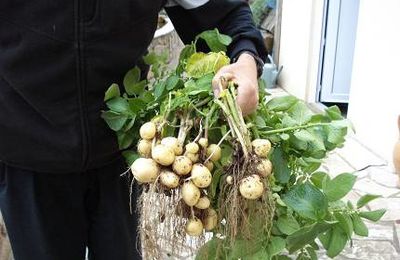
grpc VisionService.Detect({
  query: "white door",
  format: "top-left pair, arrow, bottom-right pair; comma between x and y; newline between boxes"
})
319,0 -> 360,103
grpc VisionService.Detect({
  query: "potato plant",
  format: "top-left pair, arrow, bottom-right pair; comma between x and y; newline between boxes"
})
102,29 -> 386,260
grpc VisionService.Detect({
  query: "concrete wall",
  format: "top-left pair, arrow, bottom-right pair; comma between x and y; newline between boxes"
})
278,0 -> 325,102
347,0 -> 400,162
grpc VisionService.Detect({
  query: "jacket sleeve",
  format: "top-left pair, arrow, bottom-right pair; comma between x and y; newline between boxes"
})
164,0 -> 268,62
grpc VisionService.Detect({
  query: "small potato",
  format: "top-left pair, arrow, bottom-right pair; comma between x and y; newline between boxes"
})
198,138 -> 208,148
137,139 -> 152,158
159,170 -> 180,189
185,142 -> 199,154
161,137 -> 183,155
226,175 -> 233,185
152,144 -> 175,166
172,156 -> 193,176
195,196 -> 210,209
131,158 -> 159,183
204,161 -> 214,171
206,144 -> 222,162
140,122 -> 156,140
256,159 -> 273,177
185,217 -> 203,236
184,151 -> 199,163
191,164 -> 212,188
182,181 -> 201,206
203,208 -> 218,231
252,139 -> 272,158
239,175 -> 264,200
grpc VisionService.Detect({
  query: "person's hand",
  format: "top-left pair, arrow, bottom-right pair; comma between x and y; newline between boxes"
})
212,53 -> 259,116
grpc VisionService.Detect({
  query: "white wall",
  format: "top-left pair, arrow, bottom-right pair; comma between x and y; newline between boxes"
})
278,0 -> 325,102
348,0 -> 400,162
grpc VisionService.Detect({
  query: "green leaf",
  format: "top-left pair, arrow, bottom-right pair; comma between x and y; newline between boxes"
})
101,111 -> 128,131
286,222 -> 333,253
288,102 -> 313,125
266,95 -> 299,111
357,194 -> 382,208
123,67 -> 140,93
117,131 -> 134,150
166,75 -> 181,91
276,215 -> 300,235
325,106 -> 343,120
310,171 -> 329,189
351,213 -> 368,236
209,169 -> 223,199
245,249 -> 270,260
359,209 -> 386,222
185,52 -> 230,78
283,182 -> 328,220
196,29 -> 232,52
318,229 -> 332,250
334,212 -> 353,238
143,52 -> 161,65
228,239 -> 263,259
127,80 -> 146,96
121,150 -> 139,166
322,173 -> 357,202
292,130 -> 326,158
267,236 -> 286,256
177,44 -> 196,74
106,97 -> 130,114
128,98 -> 147,114
270,146 -> 291,184
104,83 -> 120,101
326,225 -> 348,258
154,81 -> 166,99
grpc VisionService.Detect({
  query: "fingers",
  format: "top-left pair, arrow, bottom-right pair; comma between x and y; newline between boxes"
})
212,72 -> 235,97
236,80 -> 259,116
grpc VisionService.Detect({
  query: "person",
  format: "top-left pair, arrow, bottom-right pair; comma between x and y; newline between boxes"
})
0,0 -> 267,259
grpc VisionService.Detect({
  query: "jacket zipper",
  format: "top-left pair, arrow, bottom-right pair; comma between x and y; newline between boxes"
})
75,0 -> 90,170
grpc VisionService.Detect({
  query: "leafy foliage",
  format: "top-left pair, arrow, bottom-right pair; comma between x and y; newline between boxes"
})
102,29 -> 386,259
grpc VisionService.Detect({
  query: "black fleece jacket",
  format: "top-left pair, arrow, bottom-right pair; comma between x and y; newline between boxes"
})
0,0 -> 267,173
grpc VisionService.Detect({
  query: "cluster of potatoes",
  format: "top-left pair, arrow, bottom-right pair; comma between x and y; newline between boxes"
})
237,139 -> 273,200
131,121 -> 221,237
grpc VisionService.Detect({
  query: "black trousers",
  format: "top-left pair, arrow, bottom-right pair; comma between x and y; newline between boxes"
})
0,158 -> 141,260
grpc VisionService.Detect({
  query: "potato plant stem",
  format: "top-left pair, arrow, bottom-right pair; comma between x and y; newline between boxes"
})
261,122 -> 330,135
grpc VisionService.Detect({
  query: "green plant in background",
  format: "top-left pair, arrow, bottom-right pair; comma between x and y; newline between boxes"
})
102,29 -> 386,259
250,0 -> 268,25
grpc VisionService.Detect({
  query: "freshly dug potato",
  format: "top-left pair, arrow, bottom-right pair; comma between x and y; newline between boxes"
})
140,122 -> 156,140
185,217 -> 203,236
137,139 -> 152,158
161,137 -> 183,155
152,144 -> 175,166
191,164 -> 212,188
239,174 -> 264,200
185,142 -> 199,154
203,208 -> 218,231
256,159 -> 273,177
184,151 -> 199,163
198,138 -> 208,148
159,170 -> 180,189
204,161 -> 214,171
181,181 -> 201,206
131,158 -> 159,183
206,144 -> 222,162
195,196 -> 210,209
172,156 -> 193,176
252,139 -> 271,158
